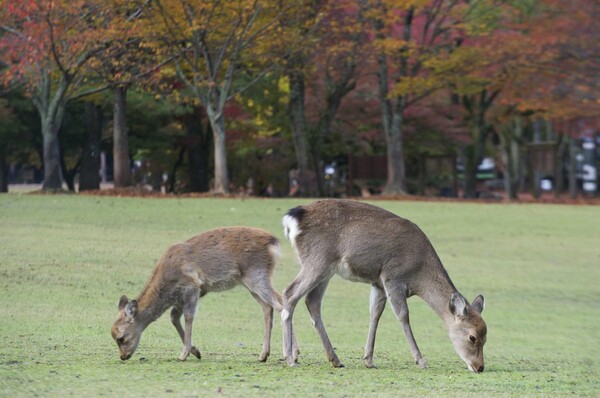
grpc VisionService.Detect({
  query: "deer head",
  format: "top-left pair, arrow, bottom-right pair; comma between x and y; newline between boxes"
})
448,293 -> 487,373
111,295 -> 142,361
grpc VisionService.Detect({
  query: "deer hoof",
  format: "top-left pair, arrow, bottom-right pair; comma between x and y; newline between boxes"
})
191,346 -> 202,360
332,359 -> 345,368
178,349 -> 190,361
364,355 -> 376,368
416,358 -> 427,369
258,352 -> 269,362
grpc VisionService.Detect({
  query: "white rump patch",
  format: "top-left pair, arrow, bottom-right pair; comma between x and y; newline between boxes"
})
281,309 -> 290,321
282,215 -> 301,246
268,241 -> 282,262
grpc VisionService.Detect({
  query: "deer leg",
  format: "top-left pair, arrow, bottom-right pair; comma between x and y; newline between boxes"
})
244,275 -> 300,363
305,279 -> 344,368
242,272 -> 300,362
265,288 -> 300,362
383,279 -> 427,369
178,290 -> 200,362
249,292 -> 273,362
364,284 -> 387,368
170,307 -> 201,360
282,268 -> 332,366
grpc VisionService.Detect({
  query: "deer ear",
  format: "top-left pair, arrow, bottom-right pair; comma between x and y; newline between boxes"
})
118,295 -> 129,310
449,293 -> 468,317
471,295 -> 485,314
125,300 -> 138,319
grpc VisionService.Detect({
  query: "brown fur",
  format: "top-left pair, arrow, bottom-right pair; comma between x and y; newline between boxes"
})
111,227 -> 297,362
281,199 -> 487,372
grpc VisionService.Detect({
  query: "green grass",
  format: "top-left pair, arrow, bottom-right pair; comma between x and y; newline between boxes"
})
1,194 -> 599,397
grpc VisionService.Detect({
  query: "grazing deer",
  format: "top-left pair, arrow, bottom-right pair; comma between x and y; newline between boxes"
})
111,227 -> 298,363
281,199 -> 487,372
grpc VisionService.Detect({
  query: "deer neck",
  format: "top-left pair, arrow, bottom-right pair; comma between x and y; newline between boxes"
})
417,271 -> 459,329
135,284 -> 171,328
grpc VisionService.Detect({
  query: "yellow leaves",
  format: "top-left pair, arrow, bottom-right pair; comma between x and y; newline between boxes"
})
380,0 -> 430,12
425,47 -> 485,74
264,105 -> 273,117
392,75 -> 439,97
375,38 -> 412,54
389,45 -> 496,98
278,76 -> 290,96
159,65 -> 178,79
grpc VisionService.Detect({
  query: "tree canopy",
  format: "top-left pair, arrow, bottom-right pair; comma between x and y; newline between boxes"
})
1,0 -> 598,198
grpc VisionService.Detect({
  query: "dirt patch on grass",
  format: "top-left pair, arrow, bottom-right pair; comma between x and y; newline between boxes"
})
73,187 -> 600,205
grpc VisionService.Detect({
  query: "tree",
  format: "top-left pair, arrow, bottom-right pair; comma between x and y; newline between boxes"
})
88,0 -> 173,189
0,98 -> 19,192
459,2 -> 539,198
79,100 -> 103,191
150,0 -> 296,194
360,0 -> 483,194
476,0 -> 600,199
303,1 -> 365,196
0,0 -> 109,191
277,1 -> 321,196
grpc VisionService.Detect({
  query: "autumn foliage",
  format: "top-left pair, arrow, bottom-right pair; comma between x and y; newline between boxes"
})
0,0 -> 598,197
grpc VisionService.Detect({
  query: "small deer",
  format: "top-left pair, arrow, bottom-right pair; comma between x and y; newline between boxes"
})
111,227 -> 298,363
281,199 -> 487,372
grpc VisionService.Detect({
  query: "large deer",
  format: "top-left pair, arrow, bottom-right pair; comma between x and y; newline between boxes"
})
281,199 -> 487,372
111,227 -> 298,363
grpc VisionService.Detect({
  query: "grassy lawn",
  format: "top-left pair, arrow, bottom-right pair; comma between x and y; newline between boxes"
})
1,194 -> 599,397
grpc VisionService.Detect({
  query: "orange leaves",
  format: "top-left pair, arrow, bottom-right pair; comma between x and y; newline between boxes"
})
491,0 -> 600,122
1,0 -> 106,80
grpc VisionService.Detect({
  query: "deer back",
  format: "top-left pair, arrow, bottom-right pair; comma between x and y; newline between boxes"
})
284,200 -> 448,291
157,227 -> 280,294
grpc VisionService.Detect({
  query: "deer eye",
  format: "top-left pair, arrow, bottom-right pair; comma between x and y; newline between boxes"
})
117,337 -> 125,345
469,335 -> 477,343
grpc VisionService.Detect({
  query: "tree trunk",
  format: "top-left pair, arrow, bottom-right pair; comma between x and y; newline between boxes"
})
500,117 -> 522,200
287,66 -> 314,196
568,136 -> 577,198
531,119 -> 543,199
464,128 -> 486,198
375,6 -> 410,196
41,117 -> 65,191
59,140 -> 78,192
79,102 -> 103,191
378,50 -> 406,195
554,135 -> 567,198
207,108 -> 229,194
113,86 -> 131,187
463,145 -> 478,198
183,108 -> 211,193
311,69 -> 357,197
384,101 -> 407,195
459,90 -> 498,198
167,146 -> 186,193
0,148 -> 7,193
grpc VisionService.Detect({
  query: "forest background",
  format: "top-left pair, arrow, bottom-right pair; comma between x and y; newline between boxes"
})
1,0 -> 599,200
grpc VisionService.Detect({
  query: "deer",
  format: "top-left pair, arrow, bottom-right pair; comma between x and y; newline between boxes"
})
281,199 -> 487,372
111,227 -> 299,363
